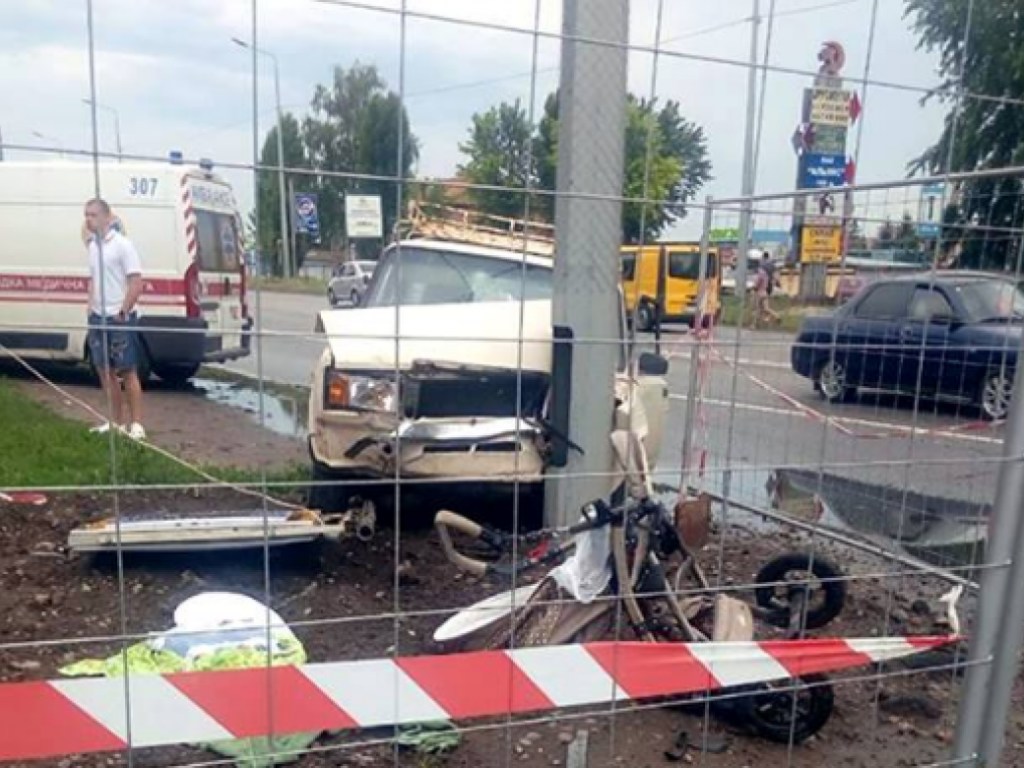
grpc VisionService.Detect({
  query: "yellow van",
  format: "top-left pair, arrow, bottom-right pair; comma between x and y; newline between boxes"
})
621,243 -> 720,331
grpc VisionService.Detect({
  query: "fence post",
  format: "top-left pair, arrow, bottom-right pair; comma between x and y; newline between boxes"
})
952,336 -> 1024,765
680,198 -> 714,491
544,0 -> 628,527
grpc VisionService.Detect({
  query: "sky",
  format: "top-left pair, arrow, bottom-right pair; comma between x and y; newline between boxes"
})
0,0 -> 951,240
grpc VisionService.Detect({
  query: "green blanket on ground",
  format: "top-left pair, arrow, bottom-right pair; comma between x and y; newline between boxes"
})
60,636 -> 317,768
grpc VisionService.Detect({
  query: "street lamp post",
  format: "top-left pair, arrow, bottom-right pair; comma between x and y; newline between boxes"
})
81,99 -> 122,160
232,37 -> 292,278
32,131 -> 65,158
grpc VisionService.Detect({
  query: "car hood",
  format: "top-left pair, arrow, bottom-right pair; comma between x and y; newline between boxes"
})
316,299 -> 553,373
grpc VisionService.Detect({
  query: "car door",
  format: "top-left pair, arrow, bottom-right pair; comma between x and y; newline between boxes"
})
898,286 -> 964,396
843,282 -> 913,389
340,263 -> 356,294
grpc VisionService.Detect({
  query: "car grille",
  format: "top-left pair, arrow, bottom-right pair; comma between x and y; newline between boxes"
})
401,367 -> 549,419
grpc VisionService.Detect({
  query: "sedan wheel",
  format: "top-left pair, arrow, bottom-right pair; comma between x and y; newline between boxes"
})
816,359 -> 852,403
980,370 -> 1013,421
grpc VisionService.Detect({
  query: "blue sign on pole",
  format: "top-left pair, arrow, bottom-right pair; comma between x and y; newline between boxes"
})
293,193 -> 320,238
918,182 -> 946,239
799,153 -> 846,189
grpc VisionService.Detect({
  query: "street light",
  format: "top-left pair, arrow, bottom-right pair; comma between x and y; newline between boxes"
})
232,36 -> 292,278
32,131 -> 65,158
81,99 -> 122,161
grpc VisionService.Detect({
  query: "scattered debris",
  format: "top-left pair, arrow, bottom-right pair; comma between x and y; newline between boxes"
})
566,730 -> 589,768
58,592 -> 314,768
395,721 -> 461,755
0,492 -> 48,506
665,730 -> 730,761
67,500 -> 376,554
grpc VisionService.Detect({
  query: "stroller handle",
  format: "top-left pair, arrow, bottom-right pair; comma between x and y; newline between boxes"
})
434,510 -> 490,577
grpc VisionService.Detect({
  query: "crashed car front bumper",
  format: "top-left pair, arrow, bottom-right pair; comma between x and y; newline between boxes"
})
309,413 -> 546,483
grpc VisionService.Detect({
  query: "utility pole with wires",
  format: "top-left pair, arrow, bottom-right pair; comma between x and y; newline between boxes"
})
733,0 -> 761,311
544,0 -> 629,527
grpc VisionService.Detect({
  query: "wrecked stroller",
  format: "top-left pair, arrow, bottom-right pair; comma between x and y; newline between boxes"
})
433,430 -> 847,744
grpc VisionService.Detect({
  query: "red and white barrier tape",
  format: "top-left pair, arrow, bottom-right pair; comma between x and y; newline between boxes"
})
0,636 -> 955,761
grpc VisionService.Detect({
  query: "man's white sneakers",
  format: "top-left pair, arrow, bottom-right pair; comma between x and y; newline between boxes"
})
89,422 -> 147,441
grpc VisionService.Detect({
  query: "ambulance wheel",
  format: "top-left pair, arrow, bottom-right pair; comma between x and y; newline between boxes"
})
154,363 -> 200,387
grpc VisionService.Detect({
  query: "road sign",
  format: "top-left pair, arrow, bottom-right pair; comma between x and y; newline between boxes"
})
292,193 -> 320,237
811,124 -> 848,155
345,194 -> 383,239
709,227 -> 739,243
801,225 -> 843,263
799,153 -> 847,189
808,88 -> 852,126
918,182 -> 946,239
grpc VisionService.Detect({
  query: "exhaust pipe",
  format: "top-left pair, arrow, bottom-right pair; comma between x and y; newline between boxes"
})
342,497 -> 376,541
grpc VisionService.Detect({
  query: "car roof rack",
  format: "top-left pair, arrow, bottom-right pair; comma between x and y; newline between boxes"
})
398,200 -> 555,256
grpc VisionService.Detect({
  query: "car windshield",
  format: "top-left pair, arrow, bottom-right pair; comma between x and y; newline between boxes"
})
956,280 -> 1024,321
362,245 -> 553,307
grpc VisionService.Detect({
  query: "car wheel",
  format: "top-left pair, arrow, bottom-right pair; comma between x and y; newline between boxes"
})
350,289 -> 360,306
815,358 -> 854,403
637,302 -> 655,332
327,288 -> 336,306
979,369 -> 1013,421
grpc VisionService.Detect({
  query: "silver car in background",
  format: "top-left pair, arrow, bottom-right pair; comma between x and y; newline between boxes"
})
328,260 -> 377,306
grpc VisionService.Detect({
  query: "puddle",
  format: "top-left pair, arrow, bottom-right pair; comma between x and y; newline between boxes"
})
191,378 -> 306,438
655,461 -> 988,569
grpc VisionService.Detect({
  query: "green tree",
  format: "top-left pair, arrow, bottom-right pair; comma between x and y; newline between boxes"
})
257,113 -> 306,275
905,0 -> 1024,269
458,100 -> 534,219
301,62 -> 418,251
877,217 -> 897,246
460,92 -> 711,243
896,211 -> 921,251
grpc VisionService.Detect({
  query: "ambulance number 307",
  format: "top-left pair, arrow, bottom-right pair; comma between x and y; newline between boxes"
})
128,177 -> 159,197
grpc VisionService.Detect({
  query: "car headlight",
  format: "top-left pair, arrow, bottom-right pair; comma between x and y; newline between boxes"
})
325,371 -> 397,412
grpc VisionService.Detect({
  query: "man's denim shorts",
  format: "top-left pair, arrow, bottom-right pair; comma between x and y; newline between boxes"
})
87,312 -> 139,373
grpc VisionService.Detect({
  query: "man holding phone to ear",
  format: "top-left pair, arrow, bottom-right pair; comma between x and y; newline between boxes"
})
84,197 -> 146,440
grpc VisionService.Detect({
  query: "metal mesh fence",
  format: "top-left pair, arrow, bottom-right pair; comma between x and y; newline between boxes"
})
1,0 -> 1024,766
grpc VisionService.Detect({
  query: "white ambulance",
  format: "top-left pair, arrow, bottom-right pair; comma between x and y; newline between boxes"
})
0,158 -> 251,384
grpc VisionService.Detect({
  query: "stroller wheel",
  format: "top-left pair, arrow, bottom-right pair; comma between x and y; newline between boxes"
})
732,674 -> 834,744
754,553 -> 846,630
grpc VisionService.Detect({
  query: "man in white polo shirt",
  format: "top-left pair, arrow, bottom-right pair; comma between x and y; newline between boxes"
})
84,198 -> 146,440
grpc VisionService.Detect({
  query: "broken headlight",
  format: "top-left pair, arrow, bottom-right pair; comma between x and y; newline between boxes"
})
325,371 -> 397,412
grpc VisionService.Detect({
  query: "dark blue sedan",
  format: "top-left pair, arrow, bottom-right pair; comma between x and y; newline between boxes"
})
791,273 -> 1023,420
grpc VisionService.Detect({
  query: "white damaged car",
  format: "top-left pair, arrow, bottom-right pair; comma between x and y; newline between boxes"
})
308,238 -> 668,523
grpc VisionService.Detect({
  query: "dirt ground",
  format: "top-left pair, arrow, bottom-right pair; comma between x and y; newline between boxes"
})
3,366 -> 1024,767
2,485 -> 1022,768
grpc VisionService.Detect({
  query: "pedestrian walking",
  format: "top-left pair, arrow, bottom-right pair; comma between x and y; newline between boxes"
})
84,198 -> 146,440
751,252 -> 780,329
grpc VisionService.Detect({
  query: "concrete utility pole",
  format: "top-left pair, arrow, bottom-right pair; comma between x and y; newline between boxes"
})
544,0 -> 629,527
